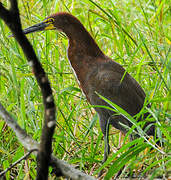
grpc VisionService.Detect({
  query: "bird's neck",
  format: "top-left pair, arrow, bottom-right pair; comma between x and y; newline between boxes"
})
64,23 -> 104,89
66,24 -> 104,58
67,37 -> 96,86
67,26 -> 104,72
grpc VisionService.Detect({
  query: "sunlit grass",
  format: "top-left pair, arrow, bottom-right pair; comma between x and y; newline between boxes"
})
0,0 -> 170,179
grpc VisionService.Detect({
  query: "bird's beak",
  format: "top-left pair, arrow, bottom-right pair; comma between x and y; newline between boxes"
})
22,17 -> 55,35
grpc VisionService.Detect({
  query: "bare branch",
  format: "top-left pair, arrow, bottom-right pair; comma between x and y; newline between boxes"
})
9,0 -> 18,12
0,2 -> 10,22
0,103 -> 96,180
0,1 -> 56,179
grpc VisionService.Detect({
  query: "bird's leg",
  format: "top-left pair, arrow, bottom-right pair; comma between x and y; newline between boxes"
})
118,131 -> 122,149
102,132 -> 110,163
98,118 -> 110,178
98,136 -> 110,178
102,116 -> 110,163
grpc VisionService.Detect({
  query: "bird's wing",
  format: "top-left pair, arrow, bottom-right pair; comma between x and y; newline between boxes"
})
87,61 -> 146,116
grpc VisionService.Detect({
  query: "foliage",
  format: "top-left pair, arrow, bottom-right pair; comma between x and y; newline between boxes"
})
0,0 -> 170,179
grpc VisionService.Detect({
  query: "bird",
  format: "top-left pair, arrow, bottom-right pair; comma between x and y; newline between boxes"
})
22,12 -> 156,173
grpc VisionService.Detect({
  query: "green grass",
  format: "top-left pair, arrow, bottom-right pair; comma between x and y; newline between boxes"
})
0,0 -> 170,179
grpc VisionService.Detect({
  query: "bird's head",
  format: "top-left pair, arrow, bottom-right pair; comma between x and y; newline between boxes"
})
22,12 -> 103,56
23,12 -> 83,36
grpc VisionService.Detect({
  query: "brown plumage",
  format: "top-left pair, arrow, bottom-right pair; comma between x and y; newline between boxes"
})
23,12 -> 156,166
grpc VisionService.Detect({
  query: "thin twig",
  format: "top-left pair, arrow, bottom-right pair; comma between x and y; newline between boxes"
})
0,1 -> 56,179
0,149 -> 38,177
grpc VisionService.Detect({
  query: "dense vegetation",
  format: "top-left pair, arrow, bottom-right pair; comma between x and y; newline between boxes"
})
0,0 -> 170,179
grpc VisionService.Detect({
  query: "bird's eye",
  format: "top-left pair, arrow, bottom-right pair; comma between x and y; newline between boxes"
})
44,18 -> 54,24
48,18 -> 54,23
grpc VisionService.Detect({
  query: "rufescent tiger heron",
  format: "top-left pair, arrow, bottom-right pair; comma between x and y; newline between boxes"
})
22,12 -> 156,171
